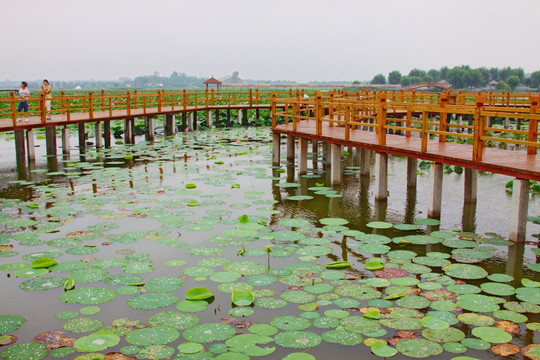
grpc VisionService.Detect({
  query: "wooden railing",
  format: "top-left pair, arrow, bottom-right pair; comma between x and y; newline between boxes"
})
272,92 -> 540,161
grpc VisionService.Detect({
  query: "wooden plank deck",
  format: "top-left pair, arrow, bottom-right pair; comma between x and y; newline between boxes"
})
273,120 -> 540,181
0,104 -> 275,132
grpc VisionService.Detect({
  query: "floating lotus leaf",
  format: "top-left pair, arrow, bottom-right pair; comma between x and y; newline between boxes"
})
456,294 -> 500,312
493,309 -> 528,323
394,224 -> 420,231
395,338 -> 443,358
442,342 -> 467,354
371,343 -> 398,357
366,221 -> 393,229
480,282 -> 515,296
19,277 -> 65,291
31,257 -> 57,269
232,290 -> 254,306
358,243 -> 391,254
225,334 -> 275,356
522,278 -> 540,288
125,326 -> 180,346
177,342 -> 204,354
320,329 -> 363,345
60,287 -> 116,305
516,287 -> 540,304
0,342 -> 48,360
390,277 -> 419,286
457,313 -> 495,326
504,301 -> 540,313
49,347 -> 75,358
281,353 -> 316,360
176,300 -> 208,313
335,283 -> 381,300
186,287 -> 215,300
128,293 -> 179,310
379,318 -> 423,330
442,264 -> 488,280
246,274 -> 277,286
122,262 -> 154,274
218,283 -> 253,294
304,283 -> 333,294
143,277 -> 184,293
0,315 -> 25,335
280,219 -> 312,227
280,291 -> 316,304
183,266 -> 215,278
319,218 -> 349,226
422,327 -> 465,343
395,295 -> 430,309
413,256 -> 451,267
340,316 -> 381,334
447,284 -> 481,295
274,331 -> 322,349
63,317 -> 104,333
522,344 -> 540,360
254,297 -> 288,309
183,323 -> 236,343
74,331 -> 120,352
224,261 -> 268,276
271,316 -> 311,331
148,312 -> 199,330
365,261 -> 384,271
210,272 -> 241,283
248,324 -> 278,337
461,337 -> 491,350
471,327 -> 512,343
421,316 -> 449,330
67,268 -> 108,283
13,268 -> 49,278
426,311 -> 458,326
415,218 -> 440,226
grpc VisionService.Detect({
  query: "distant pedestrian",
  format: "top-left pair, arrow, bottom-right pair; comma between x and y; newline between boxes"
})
41,79 -> 52,120
17,81 -> 30,122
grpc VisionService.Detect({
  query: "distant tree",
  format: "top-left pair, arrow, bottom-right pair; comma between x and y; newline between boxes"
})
529,71 -> 540,88
409,76 -> 422,84
477,67 -> 491,85
467,70 -> 483,88
371,74 -> 387,84
440,66 -> 449,80
388,71 -> 402,84
409,68 -> 426,78
506,75 -> 520,90
352,80 -> 360,84
499,67 -> 511,82
496,80 -> 511,92
423,75 -> 434,83
447,67 -> 466,88
400,76 -> 412,86
489,67 -> 500,81
427,69 -> 441,82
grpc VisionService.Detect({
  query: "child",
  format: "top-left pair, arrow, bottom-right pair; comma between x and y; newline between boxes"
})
41,79 -> 52,120
17,81 -> 30,122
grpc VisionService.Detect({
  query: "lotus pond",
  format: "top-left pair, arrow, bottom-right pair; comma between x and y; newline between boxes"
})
0,127 -> 539,360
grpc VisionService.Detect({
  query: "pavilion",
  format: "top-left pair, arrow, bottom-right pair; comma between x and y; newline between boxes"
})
203,76 -> 222,91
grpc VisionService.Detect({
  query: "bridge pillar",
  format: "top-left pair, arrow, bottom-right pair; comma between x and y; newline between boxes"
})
46,126 -> 57,156
298,138 -> 308,175
331,143 -> 342,185
145,116 -> 154,142
61,126 -> 70,155
26,129 -> 35,161
14,130 -> 26,165
165,114 -> 175,135
123,120 -> 131,144
312,140 -> 319,168
272,133 -> 281,166
215,110 -> 220,125
103,121 -> 111,148
428,162 -> 443,218
255,108 -> 260,120
78,123 -> 86,150
286,135 -> 295,163
237,110 -> 242,125
487,116 -> 493,127
456,115 -> 462,133
509,179 -> 529,243
206,111 -> 212,129
242,109 -> 248,125
374,153 -> 388,200
227,109 -> 231,122
360,149 -> 371,176
188,112 -> 194,131
463,168 -> 477,203
504,117 -> 509,129
181,113 -> 187,129
95,122 -> 103,148
407,157 -> 417,188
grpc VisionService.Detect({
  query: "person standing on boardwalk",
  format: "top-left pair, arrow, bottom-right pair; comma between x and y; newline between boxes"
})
41,79 -> 52,120
17,81 -> 30,122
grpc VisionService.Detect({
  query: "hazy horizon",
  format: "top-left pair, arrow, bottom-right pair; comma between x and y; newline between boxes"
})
2,0 -> 539,83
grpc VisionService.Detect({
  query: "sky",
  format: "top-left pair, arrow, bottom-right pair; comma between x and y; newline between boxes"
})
1,0 -> 539,83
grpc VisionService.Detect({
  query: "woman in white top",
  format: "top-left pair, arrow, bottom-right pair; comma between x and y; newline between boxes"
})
17,81 -> 30,122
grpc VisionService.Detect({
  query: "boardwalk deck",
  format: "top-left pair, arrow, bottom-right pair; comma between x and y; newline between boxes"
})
273,120 -> 540,181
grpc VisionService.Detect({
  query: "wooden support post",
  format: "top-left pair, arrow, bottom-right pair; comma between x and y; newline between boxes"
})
331,143 -> 342,185
206,111 -> 212,129
165,114 -> 175,135
192,112 -> 197,130
145,116 -> 154,142
286,135 -> 295,163
103,121 -> 111,148
463,168 -> 477,204
509,179 -> 529,243
227,109 -> 231,122
46,126 -> 57,156
406,157 -> 417,188
255,108 -> 260,119
360,148 -> 370,175
130,119 -> 136,143
456,115 -> 462,133
26,129 -> 35,161
14,130 -> 26,164
325,142 -> 332,168
242,109 -> 248,125
61,126 -> 70,155
188,112 -> 194,131
427,162 -> 443,218
123,119 -> 131,144
272,133 -> 281,166
215,110 -> 219,126
237,110 -> 242,124
298,138 -> 308,175
181,113 -> 187,129
312,140 -> 319,168
95,122 -> 103,148
374,153 -> 388,200
78,123 -> 86,150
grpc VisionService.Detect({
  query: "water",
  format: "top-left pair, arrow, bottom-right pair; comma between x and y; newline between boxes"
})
0,126 -> 538,359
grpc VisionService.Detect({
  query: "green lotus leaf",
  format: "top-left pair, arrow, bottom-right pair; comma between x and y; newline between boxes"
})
225,334 -> 275,356
274,331 -> 322,349
371,343 -> 398,357
60,287 -> 116,305
186,287 -> 215,300
63,317 -> 104,333
125,326 -> 180,346
31,257 -> 58,269
395,338 -> 443,358
128,293 -> 179,310
232,290 -> 254,306
183,323 -> 236,343
177,342 -> 204,354
325,261 -> 350,269
471,326 -> 512,343
442,264 -> 488,280
148,311 -> 199,329
74,331 -> 120,352
421,316 -> 449,330
0,315 -> 25,335
365,261 -> 384,271
0,342 -> 48,360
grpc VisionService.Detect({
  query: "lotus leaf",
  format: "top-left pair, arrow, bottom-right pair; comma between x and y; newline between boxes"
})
471,327 -> 512,343
127,293 -> 179,310
125,326 -> 180,346
74,331 -> 120,352
395,338 -> 443,358
183,323 -> 236,343
225,334 -> 275,356
60,287 -> 116,305
0,342 -> 48,360
232,290 -> 254,306
274,331 -> 322,349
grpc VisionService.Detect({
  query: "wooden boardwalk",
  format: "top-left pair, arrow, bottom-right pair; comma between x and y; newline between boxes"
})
273,120 -> 540,181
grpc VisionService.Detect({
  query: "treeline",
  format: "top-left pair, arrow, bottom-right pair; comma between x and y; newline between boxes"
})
369,66 -> 540,90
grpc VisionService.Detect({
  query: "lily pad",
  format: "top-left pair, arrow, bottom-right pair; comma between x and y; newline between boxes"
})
274,331 -> 322,349
186,287 -> 215,300
125,326 -> 180,346
471,327 -> 512,343
74,331 -> 121,352
183,323 -> 236,343
395,338 -> 443,358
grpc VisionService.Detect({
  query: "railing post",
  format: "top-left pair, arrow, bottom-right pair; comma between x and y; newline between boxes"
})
205,89 -> 208,108
376,93 -> 387,145
88,91 -> 94,119
255,88 -> 259,105
133,89 -> 138,109
271,92 -> 277,127
316,94 -> 322,136
108,97 -> 112,118
439,93 -> 448,142
249,89 -> 253,108
421,111 -> 428,152
126,90 -> 131,116
60,91 -> 66,115
293,102 -> 299,132
40,92 -> 46,123
472,96 -> 485,161
157,90 -> 162,112
9,92 -> 16,127
183,89 -> 187,111
527,96 -> 539,155
101,90 -> 105,111
210,89 -> 214,106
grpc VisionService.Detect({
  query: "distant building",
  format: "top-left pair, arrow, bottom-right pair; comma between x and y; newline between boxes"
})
221,71 -> 243,84
74,85 -> 82,90
203,76 -> 222,91
488,80 -> 498,89
153,71 -> 160,77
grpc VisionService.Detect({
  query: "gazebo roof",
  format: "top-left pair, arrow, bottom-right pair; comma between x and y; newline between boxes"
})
203,76 -> 222,85
489,80 -> 498,85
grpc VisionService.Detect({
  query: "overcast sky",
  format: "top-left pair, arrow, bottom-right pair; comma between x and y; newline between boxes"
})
2,0 -> 539,82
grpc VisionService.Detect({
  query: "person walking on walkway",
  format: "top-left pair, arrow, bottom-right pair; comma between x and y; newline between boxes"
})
17,81 -> 30,122
41,79 -> 52,120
